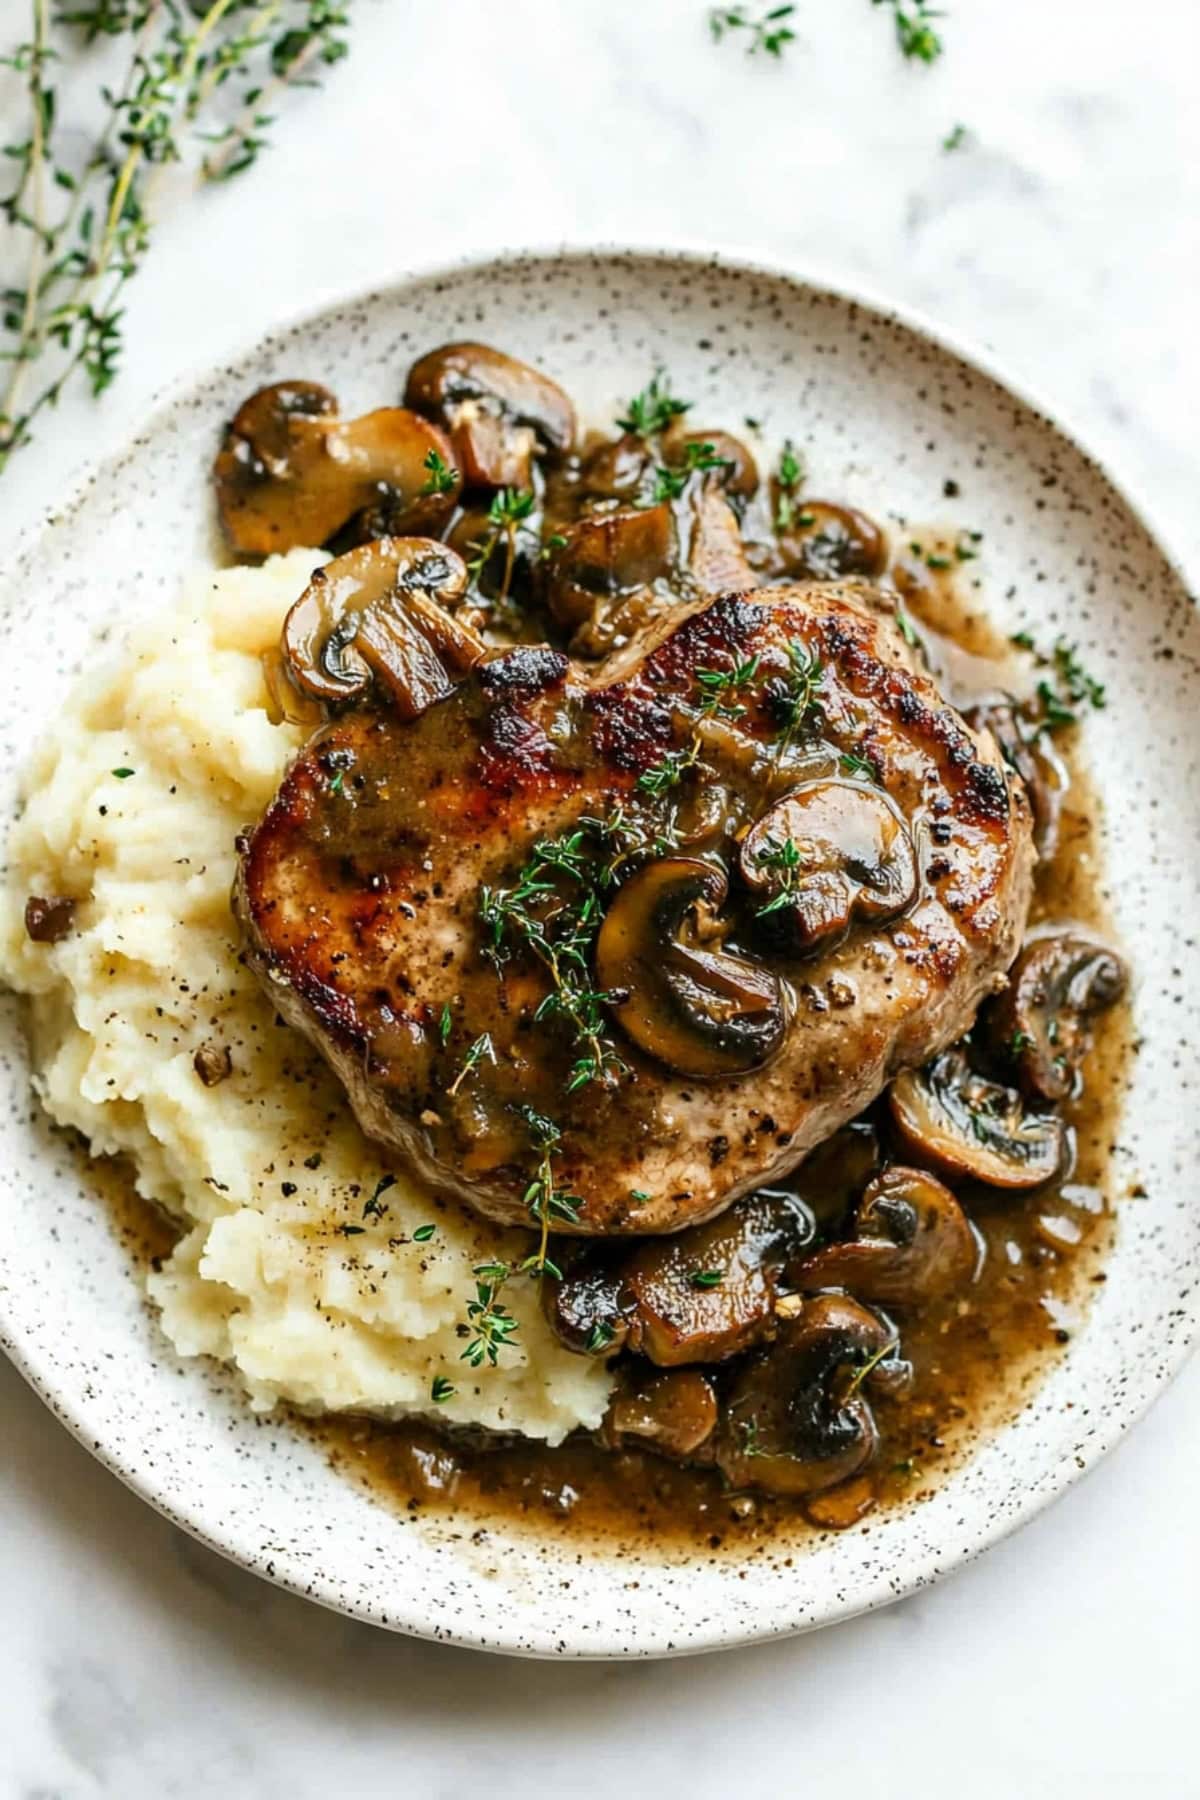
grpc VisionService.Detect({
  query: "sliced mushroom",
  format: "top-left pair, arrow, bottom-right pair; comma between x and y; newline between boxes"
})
966,699 -> 1066,858
214,382 -> 461,555
715,1294 -> 905,1497
787,1118 -> 882,1232
281,538 -> 483,717
595,858 -> 788,1078
792,1165 -> 981,1306
739,780 -> 917,953
774,499 -> 887,580
682,480 -> 757,596
578,433 -> 653,502
542,504 -> 674,639
600,1368 -> 719,1461
548,1186 -> 816,1366
404,342 -> 576,489
986,931 -> 1127,1103
888,1047 -> 1065,1190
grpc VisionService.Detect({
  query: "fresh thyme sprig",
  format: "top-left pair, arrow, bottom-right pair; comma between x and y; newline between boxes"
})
1010,631 -> 1107,735
466,486 -> 536,605
419,447 -> 458,496
752,834 -> 804,916
518,1104 -> 582,1276
478,825 -> 626,1093
694,653 -> 761,721
651,439 -> 733,503
871,0 -> 945,63
446,1031 -> 496,1098
774,438 -> 805,530
0,1 -> 351,472
771,640 -> 824,752
708,4 -> 797,58
462,1261 -> 522,1369
616,368 -> 691,439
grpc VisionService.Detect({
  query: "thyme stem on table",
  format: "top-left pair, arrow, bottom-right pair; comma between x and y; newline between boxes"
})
0,0 -> 352,473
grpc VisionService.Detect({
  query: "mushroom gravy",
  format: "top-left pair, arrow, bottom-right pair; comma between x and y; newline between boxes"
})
87,343 -> 1130,1549
309,553 -> 1132,1552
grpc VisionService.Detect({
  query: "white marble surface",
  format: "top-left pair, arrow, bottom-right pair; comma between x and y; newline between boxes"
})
2,0 -> 1198,1793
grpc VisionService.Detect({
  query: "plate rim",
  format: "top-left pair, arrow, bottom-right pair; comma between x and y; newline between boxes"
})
1,238 -> 1196,1660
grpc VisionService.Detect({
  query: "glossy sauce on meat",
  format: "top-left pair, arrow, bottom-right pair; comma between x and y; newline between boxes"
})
310,556 -> 1133,1551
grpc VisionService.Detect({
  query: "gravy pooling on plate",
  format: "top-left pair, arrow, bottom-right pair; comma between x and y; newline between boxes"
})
27,340 -> 1128,1539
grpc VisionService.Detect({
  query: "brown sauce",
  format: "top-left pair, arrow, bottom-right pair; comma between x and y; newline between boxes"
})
312,524 -> 1134,1555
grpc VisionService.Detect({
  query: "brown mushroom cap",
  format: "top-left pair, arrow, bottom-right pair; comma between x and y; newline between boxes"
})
542,505 -> 674,637
739,780 -> 918,952
715,1294 -> 903,1497
215,382 -> 461,555
544,1186 -> 814,1366
792,1165 -> 982,1306
663,425 -> 760,501
774,498 -> 887,580
601,1368 -> 719,1461
595,857 -> 788,1078
888,1047 -> 1065,1190
404,342 -> 576,489
986,930 -> 1128,1103
281,538 -> 482,717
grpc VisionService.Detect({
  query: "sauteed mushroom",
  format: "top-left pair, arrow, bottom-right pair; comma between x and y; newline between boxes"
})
281,538 -> 483,717
542,504 -> 674,638
595,858 -> 788,1077
547,1186 -> 816,1365
665,426 -> 759,502
404,342 -> 576,489
739,780 -> 917,952
214,382 -> 461,555
986,931 -> 1127,1103
966,699 -> 1066,859
601,1368 -> 719,1460
774,499 -> 887,580
889,1047 -> 1065,1190
793,1165 -> 981,1306
715,1295 -> 906,1497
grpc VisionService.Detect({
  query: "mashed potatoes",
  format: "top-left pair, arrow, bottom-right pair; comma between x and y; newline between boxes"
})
0,551 -> 613,1441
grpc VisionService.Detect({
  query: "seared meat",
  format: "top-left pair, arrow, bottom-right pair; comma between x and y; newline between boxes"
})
236,578 -> 1034,1236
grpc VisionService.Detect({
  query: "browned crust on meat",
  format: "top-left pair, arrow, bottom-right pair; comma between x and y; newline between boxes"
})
237,581 -> 1034,1235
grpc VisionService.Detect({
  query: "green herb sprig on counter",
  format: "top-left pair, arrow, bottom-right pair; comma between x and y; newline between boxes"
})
871,0 -> 945,63
1010,631 -> 1107,735
708,4 -> 797,58
0,0 -> 352,474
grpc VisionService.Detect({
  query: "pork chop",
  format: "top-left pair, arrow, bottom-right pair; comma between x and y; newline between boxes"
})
236,578 -> 1034,1236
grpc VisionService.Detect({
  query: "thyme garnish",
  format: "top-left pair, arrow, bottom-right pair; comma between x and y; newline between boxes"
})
841,1334 -> 901,1402
462,1261 -> 521,1368
445,1031 -> 496,1098
0,1 -> 351,472
616,368 -> 691,439
466,486 -> 536,606
651,439 -> 733,502
771,640 -> 824,752
419,447 -> 457,496
871,0 -> 945,63
479,827 -> 626,1093
694,653 -> 761,721
1011,631 -> 1107,735
518,1104 -> 582,1277
752,835 -> 804,916
774,438 -> 805,530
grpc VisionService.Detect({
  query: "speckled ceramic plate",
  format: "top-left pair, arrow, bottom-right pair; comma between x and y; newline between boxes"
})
1,248 -> 1196,1659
